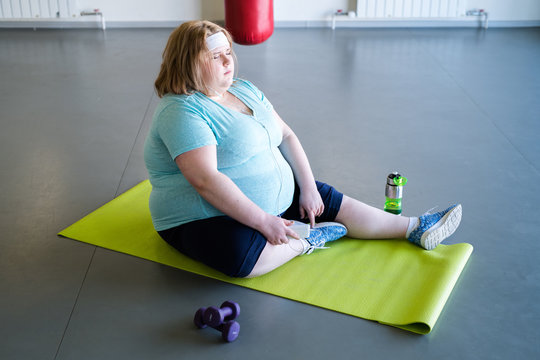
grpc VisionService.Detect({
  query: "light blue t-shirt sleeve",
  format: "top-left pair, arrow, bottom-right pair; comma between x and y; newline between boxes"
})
156,100 -> 217,160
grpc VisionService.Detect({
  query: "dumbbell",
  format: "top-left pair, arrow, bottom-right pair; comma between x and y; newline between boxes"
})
193,301 -> 241,342
193,307 -> 209,329
203,301 -> 240,327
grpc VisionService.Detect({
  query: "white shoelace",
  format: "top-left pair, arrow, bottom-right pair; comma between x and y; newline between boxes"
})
303,243 -> 330,255
291,238 -> 329,255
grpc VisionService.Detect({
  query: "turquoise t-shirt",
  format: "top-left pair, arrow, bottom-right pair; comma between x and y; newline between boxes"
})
143,79 -> 295,231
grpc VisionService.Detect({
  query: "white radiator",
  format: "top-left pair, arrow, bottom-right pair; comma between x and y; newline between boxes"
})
331,0 -> 479,28
356,0 -> 466,18
0,0 -> 106,29
0,0 -> 78,19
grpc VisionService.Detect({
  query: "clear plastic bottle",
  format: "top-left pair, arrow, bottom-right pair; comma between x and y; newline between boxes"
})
384,172 -> 408,215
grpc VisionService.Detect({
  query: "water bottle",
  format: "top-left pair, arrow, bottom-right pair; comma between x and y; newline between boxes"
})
384,172 -> 408,215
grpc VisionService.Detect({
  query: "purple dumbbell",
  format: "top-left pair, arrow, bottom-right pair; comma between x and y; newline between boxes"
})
194,301 -> 241,342
216,320 -> 240,342
193,307 -> 208,329
203,301 -> 240,327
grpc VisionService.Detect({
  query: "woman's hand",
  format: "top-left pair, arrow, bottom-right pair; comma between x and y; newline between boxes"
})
258,215 -> 299,245
299,188 -> 324,228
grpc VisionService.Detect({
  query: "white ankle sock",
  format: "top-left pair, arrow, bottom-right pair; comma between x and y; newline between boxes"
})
406,217 -> 419,238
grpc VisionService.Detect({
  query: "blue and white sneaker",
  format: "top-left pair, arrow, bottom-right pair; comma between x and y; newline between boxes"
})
408,204 -> 462,250
302,222 -> 348,255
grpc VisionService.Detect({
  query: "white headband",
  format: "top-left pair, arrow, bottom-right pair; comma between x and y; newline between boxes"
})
206,32 -> 229,51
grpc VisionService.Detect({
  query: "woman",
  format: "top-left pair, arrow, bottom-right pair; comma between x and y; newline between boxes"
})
143,21 -> 462,278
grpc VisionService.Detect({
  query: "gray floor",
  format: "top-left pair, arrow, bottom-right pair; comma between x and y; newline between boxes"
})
1,26 -> 539,359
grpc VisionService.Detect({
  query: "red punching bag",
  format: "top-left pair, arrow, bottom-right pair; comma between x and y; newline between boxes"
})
224,0 -> 274,45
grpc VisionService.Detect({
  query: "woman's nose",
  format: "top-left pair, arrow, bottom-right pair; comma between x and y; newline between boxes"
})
222,54 -> 230,65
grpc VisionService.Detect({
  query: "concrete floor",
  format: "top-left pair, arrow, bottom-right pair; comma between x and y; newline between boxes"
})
0,26 -> 539,359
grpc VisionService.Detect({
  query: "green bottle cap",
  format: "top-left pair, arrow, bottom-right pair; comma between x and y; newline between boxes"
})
393,176 -> 408,186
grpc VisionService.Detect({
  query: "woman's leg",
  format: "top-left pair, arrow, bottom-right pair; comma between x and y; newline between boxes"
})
248,196 -> 410,277
335,195 -> 410,239
335,195 -> 462,250
248,184 -> 408,277
159,216 -> 269,278
250,196 -> 459,277
246,239 -> 305,278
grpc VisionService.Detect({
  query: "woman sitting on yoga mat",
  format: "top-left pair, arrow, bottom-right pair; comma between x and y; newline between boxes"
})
143,20 -> 462,278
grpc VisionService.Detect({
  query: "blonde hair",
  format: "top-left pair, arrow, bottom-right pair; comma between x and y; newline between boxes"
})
154,20 -> 236,97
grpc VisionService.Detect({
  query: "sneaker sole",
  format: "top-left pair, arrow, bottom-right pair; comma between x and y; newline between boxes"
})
421,204 -> 462,250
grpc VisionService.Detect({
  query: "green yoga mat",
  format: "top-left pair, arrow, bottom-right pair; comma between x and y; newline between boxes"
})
59,180 -> 472,334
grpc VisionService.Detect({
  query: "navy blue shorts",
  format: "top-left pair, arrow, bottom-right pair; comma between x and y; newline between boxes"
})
158,181 -> 343,278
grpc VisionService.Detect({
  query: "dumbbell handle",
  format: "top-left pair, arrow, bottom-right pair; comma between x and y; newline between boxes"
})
204,305 -> 236,327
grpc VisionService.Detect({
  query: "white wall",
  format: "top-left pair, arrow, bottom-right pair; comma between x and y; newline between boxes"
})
274,0 -> 349,21
467,0 -> 540,21
75,0 -> 540,22
77,0 -> 213,22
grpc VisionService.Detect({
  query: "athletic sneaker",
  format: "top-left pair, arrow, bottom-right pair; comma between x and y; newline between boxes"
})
408,204 -> 462,250
302,222 -> 347,254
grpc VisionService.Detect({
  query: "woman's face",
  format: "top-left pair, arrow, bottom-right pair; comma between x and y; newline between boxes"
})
203,44 -> 234,95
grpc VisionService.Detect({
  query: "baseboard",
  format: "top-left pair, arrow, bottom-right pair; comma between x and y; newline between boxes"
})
275,19 -> 540,28
0,18 -> 100,29
0,19 -> 181,29
0,18 -> 539,29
